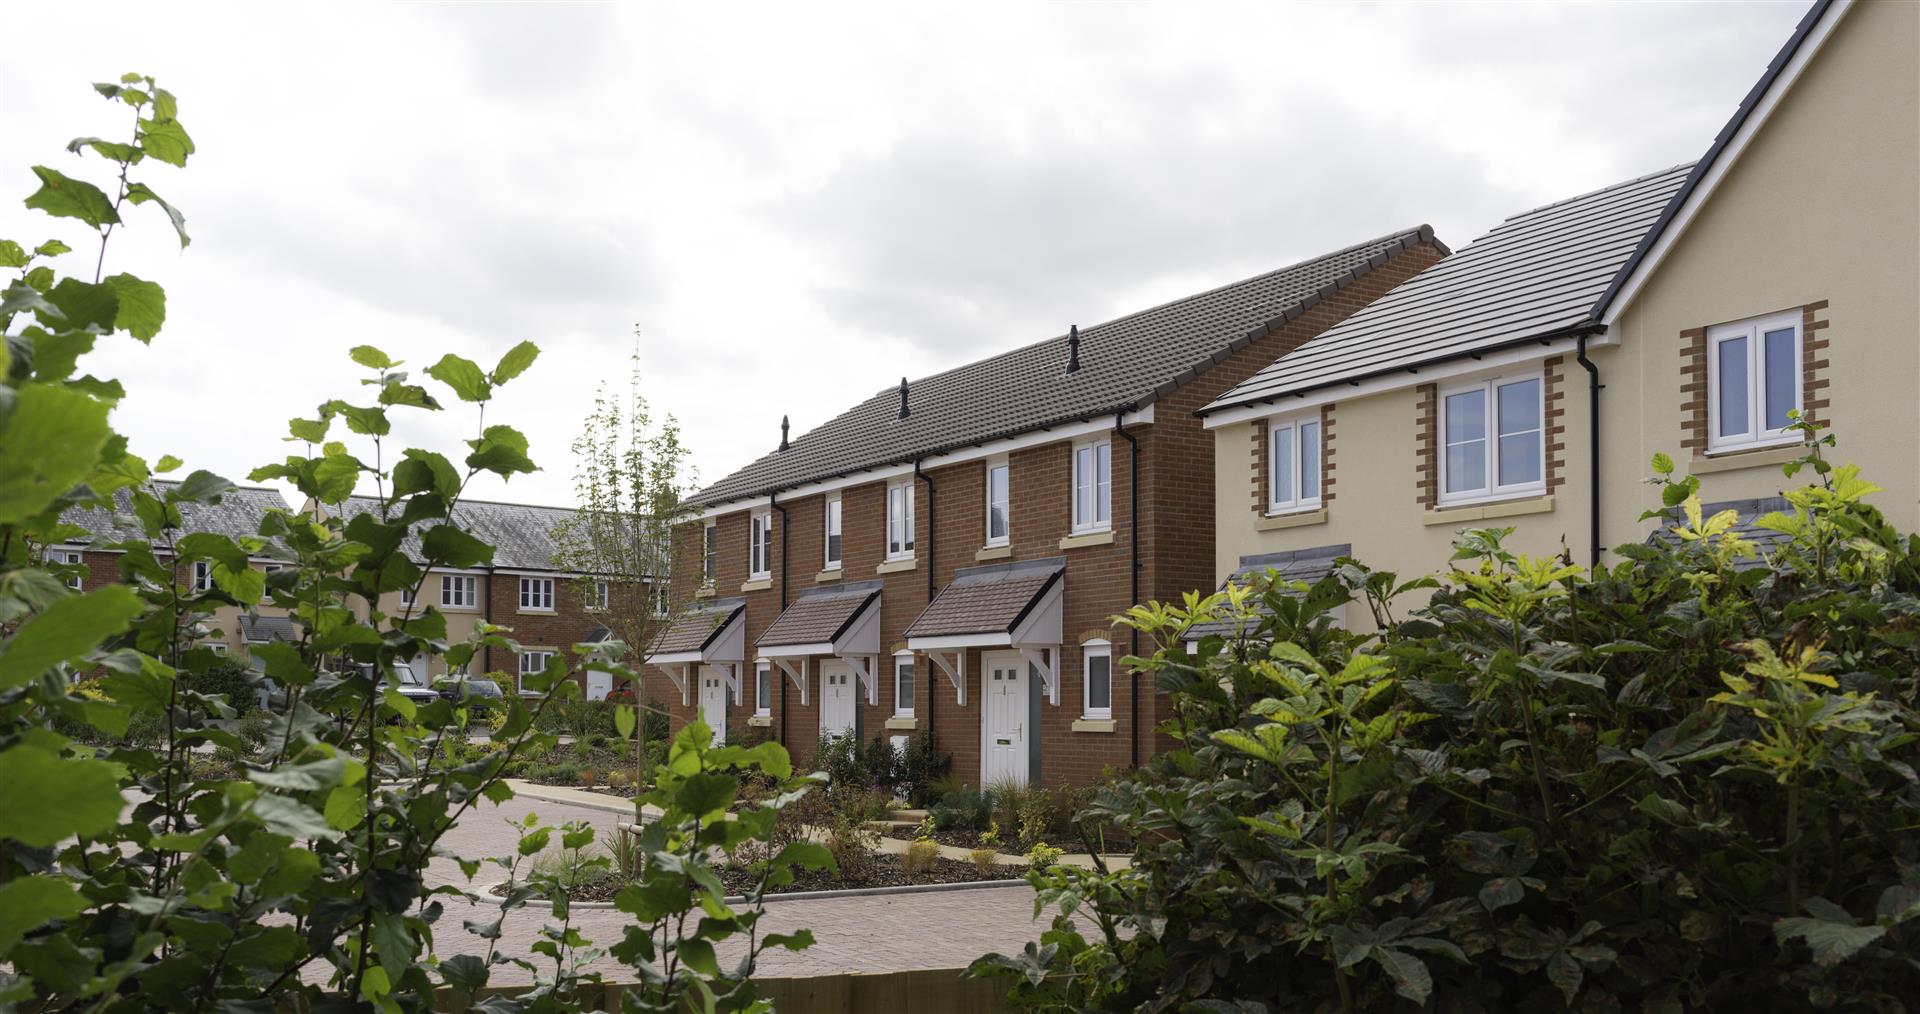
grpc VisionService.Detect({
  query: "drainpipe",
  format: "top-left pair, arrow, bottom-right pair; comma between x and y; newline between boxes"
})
771,490 -> 788,746
1114,411 -> 1141,768
914,459 -> 936,748
1575,332 -> 1603,567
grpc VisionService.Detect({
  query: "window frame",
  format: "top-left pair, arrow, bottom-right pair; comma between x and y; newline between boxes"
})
517,650 -> 554,696
893,651 -> 916,718
1082,639 -> 1112,720
701,521 -> 718,584
1706,308 -> 1803,453
58,549 -> 83,590
518,576 -> 556,612
823,494 -> 843,570
1437,370 -> 1547,507
399,583 -> 417,608
1070,437 -> 1113,534
885,480 -> 916,561
984,457 -> 1011,547
190,560 -> 214,593
1266,413 -> 1324,515
441,574 -> 478,610
589,579 -> 610,611
651,582 -> 670,618
748,511 -> 773,580
755,660 -> 772,716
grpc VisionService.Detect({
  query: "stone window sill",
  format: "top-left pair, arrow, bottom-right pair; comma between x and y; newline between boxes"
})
1072,718 -> 1116,734
1424,495 -> 1554,526
740,578 -> 773,592
975,544 -> 1012,561
747,714 -> 772,727
876,558 -> 917,575
1255,508 -> 1328,532
694,585 -> 717,600
518,608 -> 556,616
1058,529 -> 1115,551
816,568 -> 843,583
884,716 -> 918,731
1692,444 -> 1801,474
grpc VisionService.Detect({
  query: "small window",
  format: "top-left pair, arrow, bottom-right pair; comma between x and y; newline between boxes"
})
519,577 -> 555,612
823,494 -> 843,569
748,512 -> 773,580
191,561 -> 214,593
1267,415 -> 1323,514
206,641 -> 229,655
441,574 -> 477,609
652,582 -> 670,618
755,660 -> 771,716
1071,438 -> 1112,533
399,584 -> 417,608
590,580 -> 610,611
886,481 -> 916,561
1082,640 -> 1112,719
985,459 -> 1010,547
1439,373 -> 1544,506
517,650 -> 554,694
893,652 -> 916,717
701,521 -> 717,583
58,550 -> 83,590
1708,309 -> 1802,451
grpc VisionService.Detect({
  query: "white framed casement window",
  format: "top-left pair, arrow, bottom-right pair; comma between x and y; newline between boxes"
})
885,481 -> 916,561
191,561 -> 214,592
1071,438 -> 1112,534
519,576 -> 555,612
1267,414 -> 1323,514
984,457 -> 1010,547
893,651 -> 916,718
1439,372 -> 1545,506
1082,639 -> 1112,719
701,521 -> 717,584
1708,309 -> 1802,452
748,511 -> 773,580
755,660 -> 772,716
441,574 -> 477,610
517,650 -> 554,695
652,582 -> 670,617
589,579 -> 610,611
399,583 -> 417,608
823,494 -> 843,570
58,550 -> 83,590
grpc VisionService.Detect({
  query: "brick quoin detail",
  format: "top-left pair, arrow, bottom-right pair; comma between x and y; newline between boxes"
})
1679,301 -> 1829,452
1414,384 -> 1437,507
1802,301 -> 1832,422
1320,403 -> 1337,504
1250,425 -> 1266,513
1543,356 -> 1567,494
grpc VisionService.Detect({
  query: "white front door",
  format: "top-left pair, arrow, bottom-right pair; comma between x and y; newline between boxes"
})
585,669 -> 612,701
698,665 -> 726,745
982,651 -> 1029,785
819,660 -> 856,741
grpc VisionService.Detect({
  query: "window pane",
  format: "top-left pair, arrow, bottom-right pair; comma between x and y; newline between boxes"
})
1299,421 -> 1320,500
1088,654 -> 1110,710
1095,443 -> 1111,523
1272,425 -> 1293,504
1499,432 -> 1542,485
1764,327 -> 1796,430
1496,379 -> 1540,435
897,663 -> 914,709
1444,389 -> 1486,443
1717,336 -> 1749,437
1446,440 -> 1487,493
758,666 -> 770,709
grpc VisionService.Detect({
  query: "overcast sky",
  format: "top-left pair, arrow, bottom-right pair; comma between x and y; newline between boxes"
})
3,1 -> 1809,509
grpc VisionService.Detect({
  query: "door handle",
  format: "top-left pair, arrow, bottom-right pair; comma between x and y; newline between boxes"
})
1016,722 -> 1024,741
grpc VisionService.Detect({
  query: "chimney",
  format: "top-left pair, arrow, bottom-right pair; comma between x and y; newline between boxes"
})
1066,324 -> 1081,375
779,415 -> 790,452
898,377 -> 910,420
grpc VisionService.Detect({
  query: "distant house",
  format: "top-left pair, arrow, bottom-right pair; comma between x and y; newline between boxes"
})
656,227 -> 1449,785
1200,0 -> 1918,622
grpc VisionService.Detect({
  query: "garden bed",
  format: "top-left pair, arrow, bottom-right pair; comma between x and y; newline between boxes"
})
880,823 -> 1131,856
492,851 -> 1022,904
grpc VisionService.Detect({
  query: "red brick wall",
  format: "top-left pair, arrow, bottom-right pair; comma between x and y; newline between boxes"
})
484,574 -> 607,693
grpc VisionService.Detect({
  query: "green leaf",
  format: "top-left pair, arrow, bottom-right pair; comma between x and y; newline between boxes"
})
23,167 -> 119,228
66,136 -> 143,163
0,384 -> 112,524
465,424 -> 536,477
0,746 -> 125,847
489,340 -> 539,385
0,585 -> 143,688
1373,948 -> 1432,1004
0,876 -> 89,955
103,273 -> 164,341
137,117 -> 194,167
615,705 -> 636,739
675,772 -> 737,819
439,954 -> 489,992
426,354 -> 491,402
422,524 -> 495,569
1,280 -> 60,320
249,795 -> 341,841
0,240 -> 25,268
392,449 -> 460,498
1650,452 -> 1674,475
41,277 -> 118,333
324,785 -> 366,831
1776,912 -> 1886,968
124,183 -> 188,248
350,345 -> 395,370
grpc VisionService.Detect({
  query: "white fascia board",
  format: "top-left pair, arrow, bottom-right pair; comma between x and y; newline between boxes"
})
690,405 -> 1155,522
650,649 -> 705,665
756,641 -> 836,658
490,568 -> 586,579
907,631 -> 1012,651
1201,340 -> 1579,431
1601,0 -> 1849,326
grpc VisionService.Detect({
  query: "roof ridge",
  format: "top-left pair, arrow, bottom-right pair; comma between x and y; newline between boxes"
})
1501,162 -> 1696,222
143,478 -> 288,496
340,492 -> 580,514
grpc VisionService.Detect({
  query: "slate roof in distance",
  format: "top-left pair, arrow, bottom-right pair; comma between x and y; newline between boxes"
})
1203,165 -> 1695,415
694,227 -> 1445,506
61,480 -> 292,551
334,496 -> 585,573
1187,544 -> 1351,640
1647,497 -> 1793,570
240,615 -> 298,644
757,582 -> 882,649
651,598 -> 744,656
905,558 -> 1064,639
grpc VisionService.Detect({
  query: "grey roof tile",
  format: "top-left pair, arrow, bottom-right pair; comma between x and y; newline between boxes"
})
1647,497 -> 1793,570
1188,543 -> 1351,639
334,496 -> 584,572
61,481 -> 292,550
240,615 -> 298,643
1203,165 -> 1693,414
651,598 -> 744,655
694,228 -> 1443,505
904,558 -> 1063,639
756,582 -> 881,648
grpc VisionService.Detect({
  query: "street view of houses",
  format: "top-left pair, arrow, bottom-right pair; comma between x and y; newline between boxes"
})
2,1 -> 1917,1010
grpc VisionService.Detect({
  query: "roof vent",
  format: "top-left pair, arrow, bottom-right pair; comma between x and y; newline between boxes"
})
779,415 -> 790,452
1066,325 -> 1081,375
897,377 -> 910,420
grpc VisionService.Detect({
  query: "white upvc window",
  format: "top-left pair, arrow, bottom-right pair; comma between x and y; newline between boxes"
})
652,582 -> 670,618
1438,372 -> 1545,506
893,651 -> 916,718
984,457 -> 1010,547
1082,639 -> 1112,719
519,576 -> 555,612
1708,309 -> 1802,452
823,494 -> 843,570
886,481 -> 916,561
1071,438 -> 1112,534
191,560 -> 214,592
755,660 -> 772,716
748,511 -> 773,580
399,583 -> 417,608
1267,414 -> 1323,514
701,521 -> 717,584
58,550 -> 83,590
517,650 -> 554,695
590,579 -> 610,611
441,574 -> 477,609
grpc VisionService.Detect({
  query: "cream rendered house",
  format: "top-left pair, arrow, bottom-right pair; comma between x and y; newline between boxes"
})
1200,0 -> 1918,623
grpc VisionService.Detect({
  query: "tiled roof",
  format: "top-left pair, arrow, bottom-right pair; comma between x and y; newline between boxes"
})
756,582 -> 881,648
61,480 -> 292,551
651,598 -> 743,655
693,228 -> 1443,505
1188,543 -> 1350,640
1203,165 -> 1694,414
904,558 -> 1063,639
334,496 -> 583,572
1647,497 -> 1793,570
240,615 -> 298,644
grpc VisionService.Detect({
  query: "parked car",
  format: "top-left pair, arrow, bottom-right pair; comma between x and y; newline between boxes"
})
436,678 -> 504,705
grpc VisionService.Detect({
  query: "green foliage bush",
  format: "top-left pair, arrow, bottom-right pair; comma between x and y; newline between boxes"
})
976,430 -> 1920,1012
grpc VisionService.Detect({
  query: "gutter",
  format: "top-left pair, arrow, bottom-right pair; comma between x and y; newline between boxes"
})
1575,333 -> 1603,567
914,459 -> 937,750
1114,411 -> 1141,769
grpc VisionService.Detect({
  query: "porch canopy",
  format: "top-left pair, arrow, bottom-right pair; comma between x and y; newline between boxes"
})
754,582 -> 883,706
1184,543 -> 1351,650
650,597 -> 746,705
905,557 -> 1064,706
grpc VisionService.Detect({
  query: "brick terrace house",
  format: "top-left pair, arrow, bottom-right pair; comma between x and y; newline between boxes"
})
649,227 -> 1450,788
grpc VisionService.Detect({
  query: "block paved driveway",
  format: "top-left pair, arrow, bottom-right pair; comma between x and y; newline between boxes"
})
415,794 -> 1052,986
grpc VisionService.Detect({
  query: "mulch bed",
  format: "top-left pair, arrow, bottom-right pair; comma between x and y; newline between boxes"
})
880,824 -> 1132,855
493,851 -> 1021,905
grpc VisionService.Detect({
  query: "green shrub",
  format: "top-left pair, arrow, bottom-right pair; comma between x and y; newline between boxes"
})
932,787 -> 994,831
525,762 -> 581,784
896,730 -> 951,806
1024,842 -> 1063,872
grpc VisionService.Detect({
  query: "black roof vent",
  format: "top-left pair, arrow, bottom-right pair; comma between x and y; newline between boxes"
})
779,415 -> 790,452
897,377 -> 910,420
1066,324 -> 1081,375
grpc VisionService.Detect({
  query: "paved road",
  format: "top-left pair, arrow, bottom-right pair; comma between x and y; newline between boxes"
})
418,794 -> 1051,986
